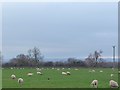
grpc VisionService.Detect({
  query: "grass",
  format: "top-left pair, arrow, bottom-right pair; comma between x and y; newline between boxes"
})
2,67 -> 119,88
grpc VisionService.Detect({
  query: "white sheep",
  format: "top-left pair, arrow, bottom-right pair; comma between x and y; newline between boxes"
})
18,78 -> 24,85
68,68 -> 71,70
92,70 -> 95,72
52,68 -> 54,69
100,70 -> 103,72
111,74 -> 114,77
11,74 -> 16,79
118,71 -> 120,74
91,80 -> 98,88
66,71 -> 71,75
62,72 -> 67,75
37,71 -> 42,75
75,68 -> 78,70
36,68 -> 41,71
57,68 -> 60,71
27,72 -> 33,76
109,80 -> 119,88
112,68 -> 114,71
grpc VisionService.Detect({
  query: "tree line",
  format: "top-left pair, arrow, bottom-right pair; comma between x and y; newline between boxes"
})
1,47 -> 118,68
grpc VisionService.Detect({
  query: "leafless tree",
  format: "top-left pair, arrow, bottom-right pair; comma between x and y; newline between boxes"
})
28,47 -> 44,63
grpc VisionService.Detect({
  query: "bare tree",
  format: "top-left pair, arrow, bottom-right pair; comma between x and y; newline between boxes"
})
85,53 -> 96,67
94,50 -> 103,67
28,47 -> 44,63
85,50 -> 103,67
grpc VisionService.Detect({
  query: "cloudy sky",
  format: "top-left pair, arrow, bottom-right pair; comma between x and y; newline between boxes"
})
2,2 -> 118,62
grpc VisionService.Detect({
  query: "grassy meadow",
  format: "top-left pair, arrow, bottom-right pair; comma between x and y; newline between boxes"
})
2,67 -> 119,88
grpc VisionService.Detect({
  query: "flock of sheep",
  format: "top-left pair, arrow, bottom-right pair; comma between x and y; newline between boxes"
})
10,67 -> 119,88
91,79 -> 119,88
90,69 -> 119,88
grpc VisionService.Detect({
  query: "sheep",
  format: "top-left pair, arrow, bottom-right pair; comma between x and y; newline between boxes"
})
109,80 -> 119,88
111,74 -> 114,77
66,71 -> 71,75
62,71 -> 67,75
18,78 -> 24,85
37,71 -> 42,75
75,68 -> 78,70
112,68 -> 114,71
11,67 -> 13,69
100,70 -> 103,72
27,72 -> 33,76
89,70 -> 95,73
118,71 -> 120,74
11,74 -> 16,79
92,70 -> 95,72
52,68 -> 54,69
36,68 -> 41,71
91,80 -> 98,88
68,68 -> 71,70
57,68 -> 60,71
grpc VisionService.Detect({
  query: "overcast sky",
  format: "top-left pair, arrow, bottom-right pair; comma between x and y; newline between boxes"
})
2,2 -> 118,62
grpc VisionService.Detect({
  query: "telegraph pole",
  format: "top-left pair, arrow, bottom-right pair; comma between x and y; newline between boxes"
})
112,46 -> 115,68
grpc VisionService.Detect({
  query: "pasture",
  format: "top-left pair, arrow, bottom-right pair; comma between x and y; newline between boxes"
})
2,68 -> 119,88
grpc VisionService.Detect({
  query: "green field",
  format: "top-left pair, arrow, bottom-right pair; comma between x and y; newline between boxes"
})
2,68 -> 119,88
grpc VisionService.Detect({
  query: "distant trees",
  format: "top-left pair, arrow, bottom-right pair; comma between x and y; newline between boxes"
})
67,58 -> 86,67
85,53 -> 96,67
85,50 -> 103,67
9,54 -> 30,67
28,47 -> 44,67
2,49 -> 118,68
2,47 -> 44,67
28,47 -> 44,63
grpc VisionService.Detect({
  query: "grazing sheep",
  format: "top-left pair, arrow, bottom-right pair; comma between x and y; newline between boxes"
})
109,80 -> 119,88
18,78 -> 24,85
75,68 -> 78,70
89,70 -> 95,72
37,71 -> 42,75
118,71 -> 120,74
100,70 -> 103,72
112,68 -> 114,70
91,80 -> 98,88
27,72 -> 33,76
111,74 -> 114,77
62,72 -> 67,75
52,68 -> 54,69
66,71 -> 71,75
57,68 -> 60,71
68,68 -> 71,70
11,74 -> 16,79
92,70 -> 95,72
11,67 -> 13,69
36,68 -> 41,71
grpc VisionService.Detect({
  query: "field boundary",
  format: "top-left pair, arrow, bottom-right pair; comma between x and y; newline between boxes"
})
1,88 -> 119,90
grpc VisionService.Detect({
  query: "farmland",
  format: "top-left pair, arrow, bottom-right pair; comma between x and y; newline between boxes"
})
2,68 -> 119,88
